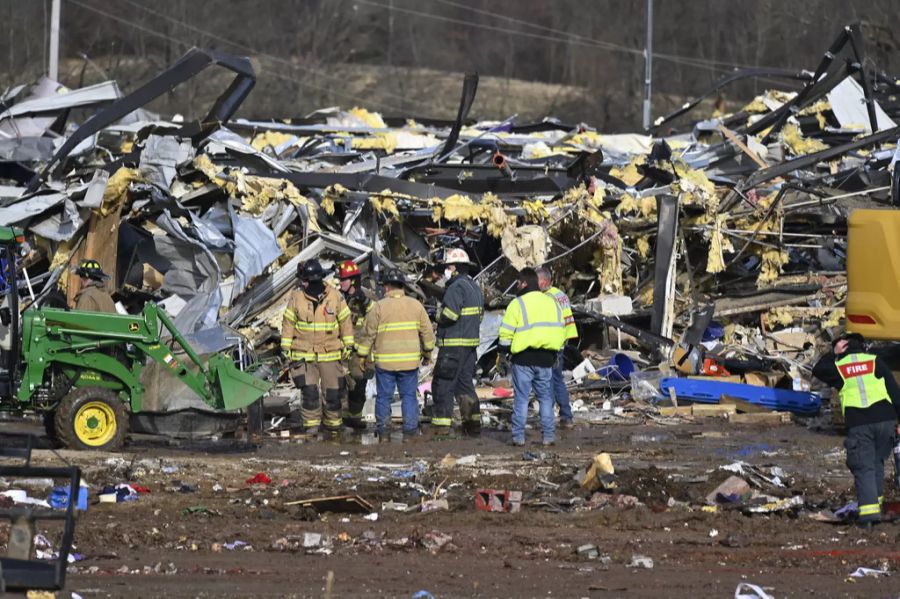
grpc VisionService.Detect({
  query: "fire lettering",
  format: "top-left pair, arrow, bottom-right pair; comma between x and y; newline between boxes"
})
838,360 -> 875,379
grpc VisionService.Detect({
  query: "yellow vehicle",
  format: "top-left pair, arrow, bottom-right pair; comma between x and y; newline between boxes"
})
846,209 -> 900,338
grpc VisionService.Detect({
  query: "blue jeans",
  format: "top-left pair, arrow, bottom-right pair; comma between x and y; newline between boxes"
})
511,363 -> 554,443
375,367 -> 419,433
552,349 -> 573,422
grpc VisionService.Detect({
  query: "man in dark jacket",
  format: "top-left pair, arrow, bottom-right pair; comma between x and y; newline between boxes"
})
431,248 -> 484,437
812,333 -> 900,527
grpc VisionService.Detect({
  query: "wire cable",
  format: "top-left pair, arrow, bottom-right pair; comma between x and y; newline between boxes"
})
114,0 -> 434,111
65,0 -> 410,113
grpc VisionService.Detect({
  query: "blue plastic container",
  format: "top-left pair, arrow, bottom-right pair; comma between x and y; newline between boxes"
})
599,353 -> 635,382
49,485 -> 88,511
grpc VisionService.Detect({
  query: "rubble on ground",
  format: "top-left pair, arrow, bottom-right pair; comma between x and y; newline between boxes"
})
3,24 -> 896,427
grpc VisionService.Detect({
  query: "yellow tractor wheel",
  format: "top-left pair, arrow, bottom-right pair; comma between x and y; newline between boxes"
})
55,388 -> 127,451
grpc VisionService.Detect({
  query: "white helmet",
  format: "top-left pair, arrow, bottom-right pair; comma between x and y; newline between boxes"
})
443,248 -> 472,265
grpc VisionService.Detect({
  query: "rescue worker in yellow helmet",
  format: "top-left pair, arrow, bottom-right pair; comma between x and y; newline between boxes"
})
536,266 -> 578,430
356,268 -> 435,440
281,259 -> 354,434
498,267 -> 565,447
337,259 -> 376,430
812,333 -> 900,528
73,259 -> 116,313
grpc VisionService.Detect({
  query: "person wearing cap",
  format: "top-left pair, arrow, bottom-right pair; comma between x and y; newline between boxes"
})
337,259 -> 377,429
73,259 -> 116,313
813,333 -> 900,528
536,267 -> 578,429
356,268 -> 435,439
280,259 -> 354,434
499,267 -> 566,447
431,248 -> 485,437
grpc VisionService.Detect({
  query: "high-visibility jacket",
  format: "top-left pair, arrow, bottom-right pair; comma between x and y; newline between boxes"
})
437,274 -> 483,348
357,289 -> 436,371
498,290 -> 565,354
280,286 -> 353,362
836,353 -> 890,414
546,286 -> 577,341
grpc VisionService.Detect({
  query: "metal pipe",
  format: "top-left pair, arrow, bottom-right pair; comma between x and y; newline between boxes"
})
492,151 -> 515,180
642,0 -> 653,130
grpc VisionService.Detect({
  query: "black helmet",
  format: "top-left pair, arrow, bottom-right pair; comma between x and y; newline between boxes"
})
382,268 -> 406,286
297,259 -> 325,281
75,259 -> 110,282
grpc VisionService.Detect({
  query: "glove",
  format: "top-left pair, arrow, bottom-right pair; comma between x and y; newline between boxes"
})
349,354 -> 365,380
421,352 -> 433,366
342,346 -> 353,361
496,350 -> 511,376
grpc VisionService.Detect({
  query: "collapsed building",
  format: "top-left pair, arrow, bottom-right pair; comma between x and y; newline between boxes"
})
1,22 -> 896,431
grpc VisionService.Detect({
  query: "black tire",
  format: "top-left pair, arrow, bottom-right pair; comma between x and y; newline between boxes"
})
55,387 -> 128,451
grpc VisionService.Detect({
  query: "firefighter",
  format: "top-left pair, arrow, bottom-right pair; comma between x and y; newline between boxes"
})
356,268 -> 435,439
432,248 -> 484,437
280,259 -> 354,434
499,267 -> 566,447
73,259 -> 116,313
536,267 -> 578,429
812,333 -> 900,528
337,259 -> 376,429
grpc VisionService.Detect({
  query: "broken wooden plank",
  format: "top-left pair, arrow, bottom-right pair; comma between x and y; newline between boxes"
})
284,494 -> 374,513
717,123 -> 768,168
729,412 -> 792,425
720,394 -> 773,414
690,404 -> 737,417
659,406 -> 693,417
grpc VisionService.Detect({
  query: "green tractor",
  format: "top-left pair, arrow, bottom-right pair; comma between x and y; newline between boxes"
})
0,226 -> 272,450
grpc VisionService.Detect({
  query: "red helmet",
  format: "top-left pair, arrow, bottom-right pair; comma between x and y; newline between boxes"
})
338,260 -> 361,280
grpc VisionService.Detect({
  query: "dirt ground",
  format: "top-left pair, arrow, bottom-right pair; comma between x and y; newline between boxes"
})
4,417 -> 900,599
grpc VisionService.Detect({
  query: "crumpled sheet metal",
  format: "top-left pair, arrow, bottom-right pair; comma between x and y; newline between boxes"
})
7,27 -> 898,394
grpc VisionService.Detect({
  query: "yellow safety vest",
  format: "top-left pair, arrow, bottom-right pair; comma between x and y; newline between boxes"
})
546,286 -> 577,340
498,291 -> 565,354
835,353 -> 890,414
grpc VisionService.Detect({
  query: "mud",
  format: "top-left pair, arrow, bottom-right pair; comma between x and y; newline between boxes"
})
4,421 -> 898,598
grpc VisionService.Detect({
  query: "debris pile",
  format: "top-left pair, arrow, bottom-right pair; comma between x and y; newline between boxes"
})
3,23 -> 895,419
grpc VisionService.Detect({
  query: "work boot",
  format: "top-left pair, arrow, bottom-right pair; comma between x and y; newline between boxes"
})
509,438 -> 525,447
428,425 -> 455,441
558,419 -> 575,430
343,417 -> 367,431
462,422 -> 481,438
402,429 -> 423,443
542,438 -> 556,447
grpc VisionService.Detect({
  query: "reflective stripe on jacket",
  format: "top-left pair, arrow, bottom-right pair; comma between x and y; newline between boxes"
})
836,353 -> 890,414
546,285 -> 577,340
437,274 -> 483,348
358,289 -> 436,371
498,290 -> 565,354
280,286 -> 353,362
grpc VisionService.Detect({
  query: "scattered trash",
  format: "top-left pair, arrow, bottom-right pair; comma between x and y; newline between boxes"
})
474,489 -> 522,513
285,495 -> 375,514
706,476 -> 751,505
849,567 -> 890,578
422,530 -> 455,553
734,583 -> 776,599
421,499 -> 449,513
626,555 -> 654,569
363,512 -> 379,521
245,473 -> 272,485
578,453 -> 616,492
577,544 -> 600,560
